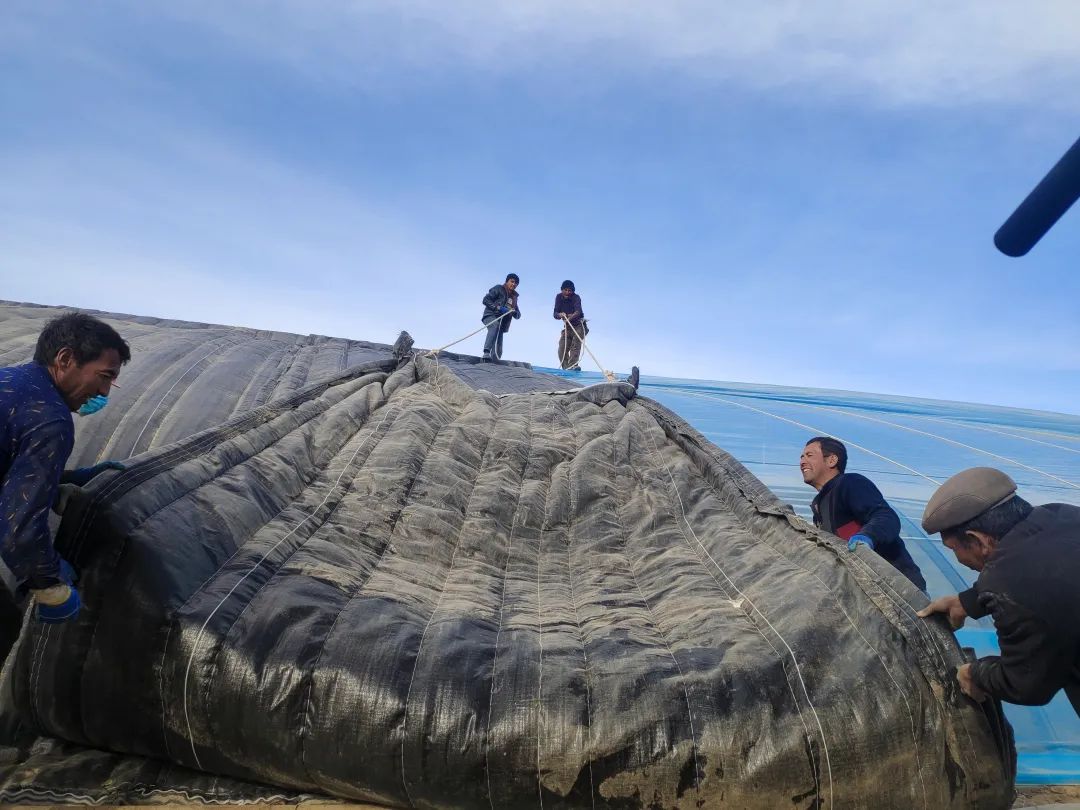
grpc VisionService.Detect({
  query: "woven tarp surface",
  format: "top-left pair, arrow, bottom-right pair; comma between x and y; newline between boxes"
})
0,301 -> 567,804
0,352 -> 1014,808
0,300 -> 565,469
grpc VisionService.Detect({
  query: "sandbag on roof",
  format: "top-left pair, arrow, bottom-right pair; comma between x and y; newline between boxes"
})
0,354 -> 1012,808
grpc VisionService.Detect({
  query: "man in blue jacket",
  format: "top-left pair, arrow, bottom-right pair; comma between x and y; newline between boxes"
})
800,436 -> 926,591
1,313 -> 130,652
480,273 -> 521,361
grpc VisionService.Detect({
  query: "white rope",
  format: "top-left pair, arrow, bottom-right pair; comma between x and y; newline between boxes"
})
424,311 -> 513,357
638,421 -> 832,808
671,389 -> 989,759
422,309 -> 616,382
561,317 -> 616,382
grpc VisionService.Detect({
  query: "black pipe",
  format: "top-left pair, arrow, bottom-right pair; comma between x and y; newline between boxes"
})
994,135 -> 1080,257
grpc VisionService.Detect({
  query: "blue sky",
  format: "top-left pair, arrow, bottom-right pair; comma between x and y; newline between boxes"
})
3,2 -> 1079,413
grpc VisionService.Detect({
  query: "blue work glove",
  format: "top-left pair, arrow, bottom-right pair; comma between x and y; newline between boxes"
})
77,395 -> 109,416
62,460 -> 126,487
498,305 -> 510,314
847,533 -> 875,551
33,584 -> 81,624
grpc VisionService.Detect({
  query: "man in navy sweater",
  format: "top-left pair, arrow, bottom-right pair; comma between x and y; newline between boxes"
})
553,279 -> 587,370
800,436 -> 926,591
1,313 -> 130,655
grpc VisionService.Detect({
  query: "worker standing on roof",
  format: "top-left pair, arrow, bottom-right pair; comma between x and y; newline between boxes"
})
481,273 -> 521,362
553,280 -> 587,371
918,468 -> 1080,716
0,313 -> 130,654
800,436 -> 927,591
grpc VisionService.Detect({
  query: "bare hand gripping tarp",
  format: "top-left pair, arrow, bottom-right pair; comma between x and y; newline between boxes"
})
0,355 -> 1013,808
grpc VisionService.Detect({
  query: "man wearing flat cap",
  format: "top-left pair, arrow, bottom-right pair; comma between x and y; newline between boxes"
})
917,467 -> 1080,716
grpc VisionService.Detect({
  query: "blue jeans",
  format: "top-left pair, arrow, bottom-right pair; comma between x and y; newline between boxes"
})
483,320 -> 504,359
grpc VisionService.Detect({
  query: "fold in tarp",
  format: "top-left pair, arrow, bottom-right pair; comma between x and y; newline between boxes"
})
0,300 -> 561,469
0,354 -> 1014,808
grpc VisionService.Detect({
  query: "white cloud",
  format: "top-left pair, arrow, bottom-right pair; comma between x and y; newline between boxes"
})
155,0 -> 1080,108
5,1 -> 1080,412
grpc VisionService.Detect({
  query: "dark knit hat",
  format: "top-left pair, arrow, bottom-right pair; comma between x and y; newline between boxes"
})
560,280 -> 575,292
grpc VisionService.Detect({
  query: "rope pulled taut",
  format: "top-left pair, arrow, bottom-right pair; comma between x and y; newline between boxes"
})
424,310 -> 514,358
422,309 -> 616,382
562,316 -> 616,382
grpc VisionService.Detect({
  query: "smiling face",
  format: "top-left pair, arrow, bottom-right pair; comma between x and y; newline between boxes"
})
799,440 -> 840,490
505,278 -> 518,293
49,347 -> 123,412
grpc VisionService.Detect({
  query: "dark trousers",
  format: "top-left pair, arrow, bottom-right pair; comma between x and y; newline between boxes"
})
0,588 -> 25,664
483,321 -> 504,359
558,320 -> 588,369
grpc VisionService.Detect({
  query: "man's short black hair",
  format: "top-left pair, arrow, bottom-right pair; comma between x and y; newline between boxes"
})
807,436 -> 847,474
34,312 -> 131,367
505,273 -> 520,284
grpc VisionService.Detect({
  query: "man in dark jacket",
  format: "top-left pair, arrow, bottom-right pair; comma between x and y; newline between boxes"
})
553,279 -> 587,370
480,273 -> 521,361
800,436 -> 927,590
0,313 -> 130,654
918,467 -> 1080,716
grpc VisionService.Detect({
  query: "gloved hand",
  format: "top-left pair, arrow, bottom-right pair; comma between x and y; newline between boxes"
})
33,584 -> 81,624
77,395 -> 109,416
847,533 -> 875,551
62,460 -> 126,487
498,305 -> 510,314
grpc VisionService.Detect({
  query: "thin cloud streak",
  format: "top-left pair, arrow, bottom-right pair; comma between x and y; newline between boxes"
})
154,1 -> 1080,108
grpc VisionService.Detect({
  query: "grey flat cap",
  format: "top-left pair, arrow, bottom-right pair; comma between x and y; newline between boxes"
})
922,467 -> 1017,534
